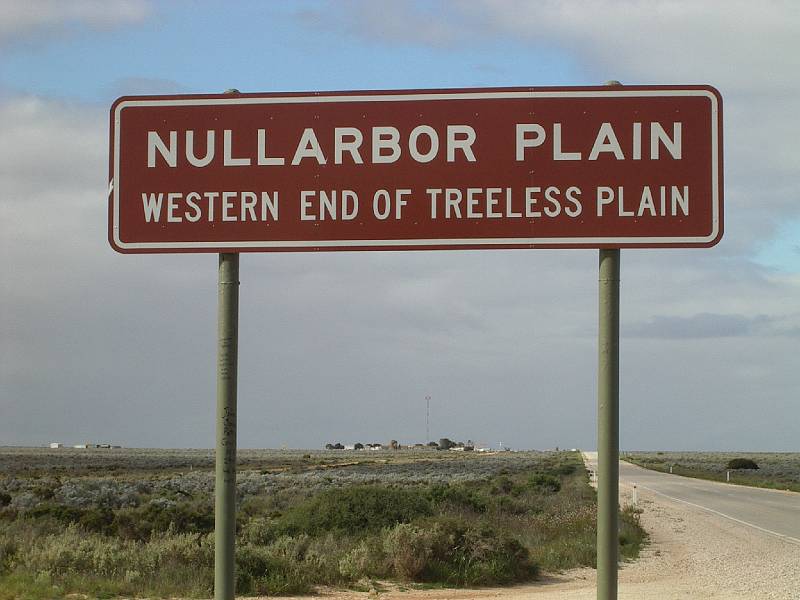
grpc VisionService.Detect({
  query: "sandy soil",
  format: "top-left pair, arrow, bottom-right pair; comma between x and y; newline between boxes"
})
259,471 -> 800,600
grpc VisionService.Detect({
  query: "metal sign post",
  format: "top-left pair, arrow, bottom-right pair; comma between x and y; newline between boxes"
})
214,252 -> 239,600
597,248 -> 620,600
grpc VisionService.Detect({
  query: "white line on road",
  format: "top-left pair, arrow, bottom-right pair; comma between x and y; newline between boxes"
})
637,483 -> 800,547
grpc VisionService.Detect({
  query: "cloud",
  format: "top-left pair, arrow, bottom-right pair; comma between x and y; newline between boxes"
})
467,1 -> 800,93
306,1 -> 800,96
293,1 -> 466,48
625,313 -> 772,339
0,0 -> 151,46
298,1 -> 800,264
0,96 -> 105,199
106,77 -> 190,99
3,3 -> 800,450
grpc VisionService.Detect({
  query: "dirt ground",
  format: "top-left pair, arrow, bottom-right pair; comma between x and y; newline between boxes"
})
259,474 -> 800,600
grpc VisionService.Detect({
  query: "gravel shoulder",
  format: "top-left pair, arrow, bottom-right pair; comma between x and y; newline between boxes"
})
259,458 -> 800,600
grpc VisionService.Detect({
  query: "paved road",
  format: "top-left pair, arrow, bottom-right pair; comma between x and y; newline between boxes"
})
583,452 -> 800,544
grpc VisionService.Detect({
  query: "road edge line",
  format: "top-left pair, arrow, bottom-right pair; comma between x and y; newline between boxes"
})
637,484 -> 800,547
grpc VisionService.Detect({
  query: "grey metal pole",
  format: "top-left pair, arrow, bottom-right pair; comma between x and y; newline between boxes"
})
597,248 -> 620,600
215,252 -> 239,600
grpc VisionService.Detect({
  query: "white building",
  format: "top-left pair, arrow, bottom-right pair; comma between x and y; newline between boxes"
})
49,442 -> 62,449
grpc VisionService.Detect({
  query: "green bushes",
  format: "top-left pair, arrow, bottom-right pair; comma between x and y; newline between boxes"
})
383,519 -> 536,585
528,473 -> 561,493
22,500 -> 214,541
727,458 -> 759,470
6,523 -> 214,591
426,484 -> 487,513
619,506 -> 648,561
276,485 -> 432,535
235,545 -> 312,596
383,523 -> 435,580
0,450 -> 649,597
338,536 -> 387,579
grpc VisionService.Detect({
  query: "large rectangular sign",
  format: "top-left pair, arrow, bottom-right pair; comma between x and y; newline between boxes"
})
109,85 -> 722,253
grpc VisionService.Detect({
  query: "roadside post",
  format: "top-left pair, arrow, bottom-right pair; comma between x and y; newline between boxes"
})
598,246 -> 620,600
214,89 -> 241,600
597,79 -> 620,600
108,84 -> 723,600
215,253 -> 238,600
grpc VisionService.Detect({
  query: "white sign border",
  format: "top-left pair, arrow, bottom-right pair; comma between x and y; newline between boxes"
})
111,89 -> 720,251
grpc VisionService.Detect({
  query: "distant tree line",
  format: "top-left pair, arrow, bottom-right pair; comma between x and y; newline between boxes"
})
323,438 -> 476,451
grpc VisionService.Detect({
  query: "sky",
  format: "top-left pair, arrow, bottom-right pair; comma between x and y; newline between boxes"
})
1,0 -> 798,451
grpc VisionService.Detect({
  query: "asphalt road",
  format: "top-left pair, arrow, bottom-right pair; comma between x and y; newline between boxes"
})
583,452 -> 800,545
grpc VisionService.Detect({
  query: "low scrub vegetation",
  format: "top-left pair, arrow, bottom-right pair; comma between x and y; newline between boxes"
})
0,449 -> 646,598
625,451 -> 799,492
726,458 -> 758,470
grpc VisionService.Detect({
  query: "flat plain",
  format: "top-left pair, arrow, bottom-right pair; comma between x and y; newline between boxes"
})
623,451 -> 800,492
0,447 -> 644,599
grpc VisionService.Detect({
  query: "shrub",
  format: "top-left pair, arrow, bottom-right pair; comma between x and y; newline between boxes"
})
0,493 -> 10,508
239,516 -> 278,546
727,458 -> 759,470
555,462 -> 577,476
235,544 -> 311,595
383,523 -> 438,580
426,484 -> 487,513
451,525 -> 535,585
338,537 -> 386,579
266,534 -> 311,562
382,518 -> 537,586
24,503 -> 85,528
78,507 -> 115,534
490,495 -> 529,515
619,505 -> 648,560
0,536 -> 17,575
304,533 -> 352,584
528,473 -> 561,493
493,476 -> 514,495
276,486 -> 432,535
114,500 -> 214,540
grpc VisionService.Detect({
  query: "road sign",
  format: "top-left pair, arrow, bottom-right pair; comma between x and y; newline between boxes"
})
109,85 -> 722,253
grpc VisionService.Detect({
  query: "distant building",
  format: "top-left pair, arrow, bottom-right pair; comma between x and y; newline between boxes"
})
344,444 -> 355,450
49,442 -> 62,449
73,443 -> 91,449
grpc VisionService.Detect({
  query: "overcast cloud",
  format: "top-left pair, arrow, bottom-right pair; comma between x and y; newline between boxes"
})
0,1 -> 798,452
0,0 -> 151,46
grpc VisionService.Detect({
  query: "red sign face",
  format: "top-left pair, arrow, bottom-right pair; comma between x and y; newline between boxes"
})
109,86 -> 722,253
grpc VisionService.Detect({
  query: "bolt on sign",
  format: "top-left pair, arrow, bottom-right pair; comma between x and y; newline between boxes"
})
108,86 -> 722,253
